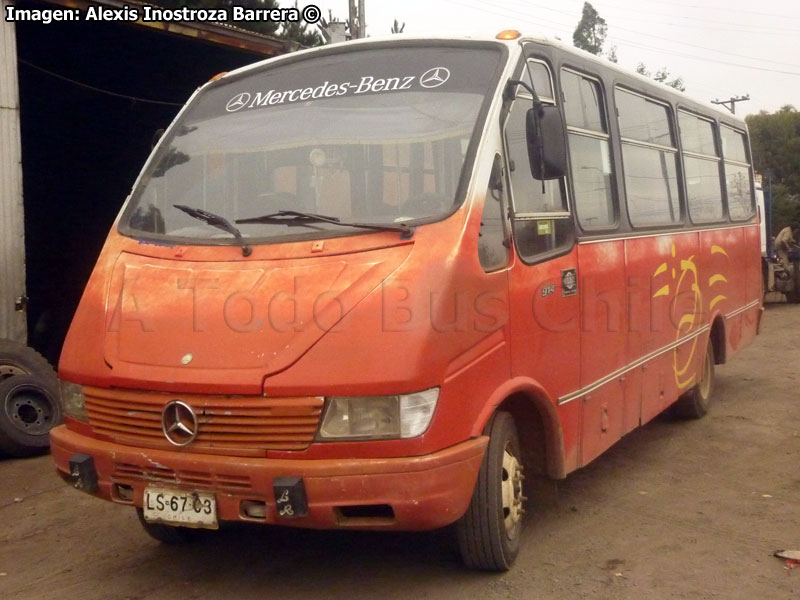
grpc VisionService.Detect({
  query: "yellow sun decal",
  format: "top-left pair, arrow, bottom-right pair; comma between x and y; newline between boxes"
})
652,243 -> 728,390
708,246 -> 729,310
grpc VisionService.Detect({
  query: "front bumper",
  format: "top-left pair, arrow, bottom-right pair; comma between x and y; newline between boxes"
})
50,425 -> 487,531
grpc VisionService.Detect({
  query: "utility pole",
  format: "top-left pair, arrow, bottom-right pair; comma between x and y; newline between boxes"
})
358,0 -> 366,38
711,95 -> 750,114
348,0 -> 356,38
348,0 -> 366,39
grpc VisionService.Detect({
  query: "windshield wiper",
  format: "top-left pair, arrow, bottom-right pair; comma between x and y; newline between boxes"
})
235,210 -> 415,239
173,204 -> 253,256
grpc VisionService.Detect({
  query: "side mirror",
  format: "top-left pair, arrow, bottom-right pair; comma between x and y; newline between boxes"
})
525,106 -> 567,180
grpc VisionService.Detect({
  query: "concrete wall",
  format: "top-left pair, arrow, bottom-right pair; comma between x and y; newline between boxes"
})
0,1 -> 27,344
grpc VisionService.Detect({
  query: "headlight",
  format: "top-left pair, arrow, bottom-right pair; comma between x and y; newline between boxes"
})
317,388 -> 439,440
60,380 -> 88,422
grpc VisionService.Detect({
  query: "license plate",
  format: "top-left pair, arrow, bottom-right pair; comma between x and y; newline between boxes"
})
143,487 -> 218,529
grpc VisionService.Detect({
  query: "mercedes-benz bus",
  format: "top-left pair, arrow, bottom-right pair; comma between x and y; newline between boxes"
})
50,31 -> 762,571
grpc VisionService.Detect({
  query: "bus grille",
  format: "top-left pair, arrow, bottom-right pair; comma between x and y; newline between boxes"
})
112,462 -> 253,492
83,386 -> 323,454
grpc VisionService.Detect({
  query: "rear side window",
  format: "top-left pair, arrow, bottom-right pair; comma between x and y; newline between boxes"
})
679,111 -> 723,223
617,88 -> 681,227
721,126 -> 755,221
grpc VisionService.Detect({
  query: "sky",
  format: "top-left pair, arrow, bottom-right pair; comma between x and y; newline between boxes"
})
294,0 -> 800,117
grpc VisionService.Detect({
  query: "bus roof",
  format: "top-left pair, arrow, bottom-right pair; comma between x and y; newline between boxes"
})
216,32 -> 747,128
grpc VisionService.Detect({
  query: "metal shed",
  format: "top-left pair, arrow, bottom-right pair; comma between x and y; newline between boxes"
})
0,0 -> 290,364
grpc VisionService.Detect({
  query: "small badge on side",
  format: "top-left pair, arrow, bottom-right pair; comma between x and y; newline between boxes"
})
561,268 -> 578,297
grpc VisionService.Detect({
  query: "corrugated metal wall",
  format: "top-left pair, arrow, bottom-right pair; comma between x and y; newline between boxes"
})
0,1 -> 28,344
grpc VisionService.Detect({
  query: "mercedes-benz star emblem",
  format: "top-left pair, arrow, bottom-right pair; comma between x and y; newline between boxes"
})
419,67 -> 451,89
226,92 -> 251,112
161,400 -> 199,446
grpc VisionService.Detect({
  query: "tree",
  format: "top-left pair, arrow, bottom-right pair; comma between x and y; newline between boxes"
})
572,2 -> 607,56
605,45 -> 618,64
636,63 -> 686,91
279,1 -> 323,47
746,106 -> 800,231
391,19 -> 406,34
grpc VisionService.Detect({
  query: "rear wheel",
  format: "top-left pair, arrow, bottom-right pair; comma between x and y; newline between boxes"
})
456,411 -> 525,571
0,339 -> 57,383
0,374 -> 62,457
136,508 -> 204,544
673,341 -> 715,419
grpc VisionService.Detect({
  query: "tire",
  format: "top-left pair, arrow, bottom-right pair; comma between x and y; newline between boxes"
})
0,374 -> 63,457
673,341 -> 715,419
456,411 -> 525,571
0,339 -> 57,383
136,508 -> 204,544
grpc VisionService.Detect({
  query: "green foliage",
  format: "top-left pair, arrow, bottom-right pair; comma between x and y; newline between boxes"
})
572,2 -> 607,56
747,106 -> 800,231
279,1 -> 323,46
635,63 -> 685,91
605,45 -> 618,63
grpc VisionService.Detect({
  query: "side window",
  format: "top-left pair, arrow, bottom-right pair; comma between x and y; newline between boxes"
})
679,111 -> 723,223
721,126 -> 755,221
478,155 -> 510,272
561,69 -> 615,230
617,88 -> 681,227
504,59 -> 571,263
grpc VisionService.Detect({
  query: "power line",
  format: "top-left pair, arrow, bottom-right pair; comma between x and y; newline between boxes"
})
603,0 -> 800,21
18,59 -> 184,106
498,0 -> 800,68
499,0 -> 800,36
580,0 -> 800,33
605,35 -> 800,76
450,0 -> 800,77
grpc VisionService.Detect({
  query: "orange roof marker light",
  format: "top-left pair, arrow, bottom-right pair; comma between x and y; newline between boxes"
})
209,71 -> 228,82
496,30 -> 521,40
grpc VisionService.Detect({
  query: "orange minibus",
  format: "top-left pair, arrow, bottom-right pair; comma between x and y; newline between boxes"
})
50,32 -> 762,571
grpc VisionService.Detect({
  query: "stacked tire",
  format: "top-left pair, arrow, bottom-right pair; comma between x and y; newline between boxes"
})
0,340 -> 63,457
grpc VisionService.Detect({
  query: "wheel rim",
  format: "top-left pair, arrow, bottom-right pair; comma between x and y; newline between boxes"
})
501,443 -> 524,536
0,363 -> 27,382
698,348 -> 712,399
3,384 -> 55,436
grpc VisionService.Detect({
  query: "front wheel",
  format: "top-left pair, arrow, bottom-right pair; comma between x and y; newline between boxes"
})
673,340 -> 715,419
456,411 -> 525,571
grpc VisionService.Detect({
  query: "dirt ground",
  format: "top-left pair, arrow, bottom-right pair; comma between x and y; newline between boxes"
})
1,299 -> 799,600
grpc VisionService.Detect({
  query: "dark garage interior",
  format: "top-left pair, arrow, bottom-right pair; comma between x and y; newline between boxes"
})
13,0 -> 281,363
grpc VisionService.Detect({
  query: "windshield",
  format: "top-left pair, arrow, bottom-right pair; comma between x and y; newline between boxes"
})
122,43 -> 504,244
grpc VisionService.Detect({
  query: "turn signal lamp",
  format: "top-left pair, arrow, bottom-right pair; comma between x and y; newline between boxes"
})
496,30 -> 521,40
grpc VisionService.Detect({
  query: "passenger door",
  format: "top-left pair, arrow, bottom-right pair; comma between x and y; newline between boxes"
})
503,57 -> 581,451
